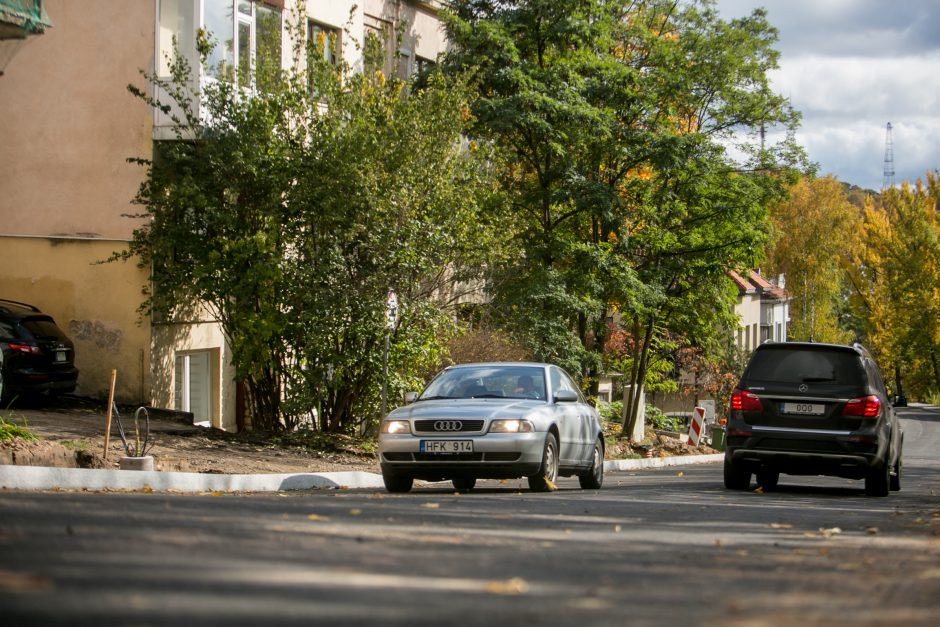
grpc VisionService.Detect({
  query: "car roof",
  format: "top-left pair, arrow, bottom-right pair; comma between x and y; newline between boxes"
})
754,341 -> 866,357
0,299 -> 45,320
444,362 -> 552,369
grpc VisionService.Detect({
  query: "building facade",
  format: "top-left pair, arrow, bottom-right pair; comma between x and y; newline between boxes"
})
1,0 -> 447,429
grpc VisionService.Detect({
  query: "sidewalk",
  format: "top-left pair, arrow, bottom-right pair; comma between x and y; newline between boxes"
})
0,454 -> 724,493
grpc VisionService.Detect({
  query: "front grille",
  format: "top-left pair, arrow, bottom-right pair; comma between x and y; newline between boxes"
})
414,419 -> 485,434
484,452 -> 520,462
413,453 -> 483,462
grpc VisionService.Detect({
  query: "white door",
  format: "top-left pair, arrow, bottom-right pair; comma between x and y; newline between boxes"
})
175,352 -> 212,427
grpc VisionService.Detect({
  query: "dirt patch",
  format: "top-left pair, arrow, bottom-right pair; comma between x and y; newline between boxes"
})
2,401 -> 379,475
0,438 -> 109,469
2,398 -> 714,475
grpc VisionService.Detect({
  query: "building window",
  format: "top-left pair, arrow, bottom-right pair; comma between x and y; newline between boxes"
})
414,55 -> 435,76
159,1 -> 282,86
175,351 -> 213,427
158,0 -> 196,77
309,20 -> 339,66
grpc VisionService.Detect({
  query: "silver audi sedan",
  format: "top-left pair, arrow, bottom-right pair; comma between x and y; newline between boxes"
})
378,362 -> 605,493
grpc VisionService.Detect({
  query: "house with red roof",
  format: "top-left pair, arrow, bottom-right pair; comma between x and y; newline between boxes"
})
729,269 -> 790,353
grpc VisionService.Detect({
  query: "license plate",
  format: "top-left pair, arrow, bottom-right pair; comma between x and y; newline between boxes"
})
55,351 -> 67,363
420,440 -> 473,453
782,402 -> 824,415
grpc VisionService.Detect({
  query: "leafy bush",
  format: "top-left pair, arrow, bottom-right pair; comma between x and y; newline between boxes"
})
646,405 -> 686,433
597,401 -> 623,424
0,415 -> 36,442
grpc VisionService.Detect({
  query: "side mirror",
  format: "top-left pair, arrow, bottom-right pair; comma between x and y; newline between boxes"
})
554,389 -> 578,403
404,391 -> 418,404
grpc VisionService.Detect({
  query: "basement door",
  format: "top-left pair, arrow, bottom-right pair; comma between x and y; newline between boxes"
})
174,351 -> 211,427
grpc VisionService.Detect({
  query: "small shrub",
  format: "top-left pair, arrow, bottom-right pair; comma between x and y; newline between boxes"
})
646,405 -> 686,433
597,401 -> 623,424
0,415 -> 36,442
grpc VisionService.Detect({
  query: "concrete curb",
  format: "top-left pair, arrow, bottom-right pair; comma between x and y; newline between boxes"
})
0,465 -> 386,492
0,454 -> 724,493
603,453 -> 724,472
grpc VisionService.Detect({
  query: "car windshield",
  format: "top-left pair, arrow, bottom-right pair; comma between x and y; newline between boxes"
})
420,365 -> 547,401
744,347 -> 866,386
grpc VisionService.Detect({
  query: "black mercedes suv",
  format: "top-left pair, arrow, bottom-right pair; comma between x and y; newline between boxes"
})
0,299 -> 79,402
724,342 -> 902,497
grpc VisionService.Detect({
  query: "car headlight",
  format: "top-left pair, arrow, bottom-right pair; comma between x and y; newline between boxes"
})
489,419 -> 534,433
381,420 -> 412,435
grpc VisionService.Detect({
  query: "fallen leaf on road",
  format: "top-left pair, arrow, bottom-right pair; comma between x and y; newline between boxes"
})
677,471 -> 684,477
754,487 -> 764,494
307,514 -> 329,521
865,527 -> 879,535
486,577 -> 529,595
349,509 -> 362,516
818,527 -> 842,538
769,523 -> 793,529
421,502 -> 440,509
0,570 -> 52,592
917,569 -> 940,579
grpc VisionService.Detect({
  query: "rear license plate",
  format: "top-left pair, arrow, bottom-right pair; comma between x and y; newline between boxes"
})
55,351 -> 67,363
420,440 -> 473,453
782,402 -> 824,415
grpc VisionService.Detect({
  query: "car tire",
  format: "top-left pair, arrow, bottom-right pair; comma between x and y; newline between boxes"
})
452,477 -> 476,492
889,455 -> 902,492
865,460 -> 890,497
382,471 -> 414,494
723,455 -> 751,490
578,437 -> 604,490
756,470 -> 779,491
528,433 -> 559,492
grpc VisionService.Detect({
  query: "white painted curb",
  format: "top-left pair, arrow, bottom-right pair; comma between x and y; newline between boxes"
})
603,453 -> 724,472
1,454 -> 723,493
0,465 -> 385,493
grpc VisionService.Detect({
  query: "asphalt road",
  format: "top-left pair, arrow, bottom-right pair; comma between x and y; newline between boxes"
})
1,407 -> 938,626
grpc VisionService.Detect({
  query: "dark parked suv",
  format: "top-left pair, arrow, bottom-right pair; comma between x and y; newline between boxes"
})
0,299 -> 79,402
724,342 -> 902,497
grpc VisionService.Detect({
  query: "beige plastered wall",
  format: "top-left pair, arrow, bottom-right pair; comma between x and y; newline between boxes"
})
0,0 -> 155,403
0,238 -> 152,403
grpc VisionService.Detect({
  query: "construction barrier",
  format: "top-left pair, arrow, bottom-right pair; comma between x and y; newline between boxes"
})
687,406 -> 706,446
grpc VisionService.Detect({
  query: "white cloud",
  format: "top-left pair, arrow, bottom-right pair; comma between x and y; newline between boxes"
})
716,0 -> 940,190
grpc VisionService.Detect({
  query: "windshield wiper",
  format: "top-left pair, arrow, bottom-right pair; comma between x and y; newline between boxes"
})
801,376 -> 836,383
419,395 -> 452,401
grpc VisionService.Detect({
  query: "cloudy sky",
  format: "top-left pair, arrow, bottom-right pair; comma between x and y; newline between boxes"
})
715,0 -> 940,191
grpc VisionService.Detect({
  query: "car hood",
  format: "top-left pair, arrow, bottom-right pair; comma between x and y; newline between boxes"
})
387,399 -> 547,421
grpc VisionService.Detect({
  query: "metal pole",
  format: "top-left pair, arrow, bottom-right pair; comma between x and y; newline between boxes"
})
381,331 -> 389,419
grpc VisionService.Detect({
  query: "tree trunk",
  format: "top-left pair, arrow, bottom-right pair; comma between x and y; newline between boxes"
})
626,318 -> 655,440
621,317 -> 641,435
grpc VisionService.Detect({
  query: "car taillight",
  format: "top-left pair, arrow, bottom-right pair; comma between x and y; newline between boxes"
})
842,395 -> 881,418
730,388 -> 763,412
8,343 -> 40,354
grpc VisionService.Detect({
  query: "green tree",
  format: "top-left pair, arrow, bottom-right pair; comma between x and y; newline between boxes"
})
767,175 -> 861,344
123,16 -> 500,432
440,0 -> 801,437
848,174 -> 940,400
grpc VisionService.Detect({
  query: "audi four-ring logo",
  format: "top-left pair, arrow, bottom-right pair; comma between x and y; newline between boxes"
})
434,420 -> 463,431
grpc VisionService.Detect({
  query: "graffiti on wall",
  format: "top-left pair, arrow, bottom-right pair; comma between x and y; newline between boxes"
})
69,320 -> 122,352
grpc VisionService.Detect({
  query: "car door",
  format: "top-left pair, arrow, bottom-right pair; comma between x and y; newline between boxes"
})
551,367 -> 590,465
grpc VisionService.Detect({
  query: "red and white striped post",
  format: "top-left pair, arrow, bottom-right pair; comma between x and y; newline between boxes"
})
687,406 -> 706,446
